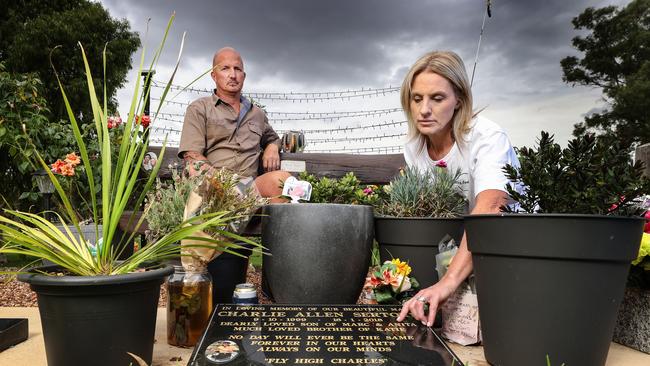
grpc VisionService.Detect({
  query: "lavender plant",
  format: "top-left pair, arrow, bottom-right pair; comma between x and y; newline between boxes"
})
377,165 -> 467,218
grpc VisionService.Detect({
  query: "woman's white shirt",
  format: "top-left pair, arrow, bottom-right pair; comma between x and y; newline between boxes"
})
404,115 -> 520,210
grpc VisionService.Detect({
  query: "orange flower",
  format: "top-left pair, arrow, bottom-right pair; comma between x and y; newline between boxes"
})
59,163 -> 75,177
50,159 -> 67,174
64,152 -> 81,167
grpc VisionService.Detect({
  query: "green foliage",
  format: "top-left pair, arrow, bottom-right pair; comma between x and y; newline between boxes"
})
145,166 -> 198,243
0,15 -> 261,276
0,0 -> 140,125
377,166 -> 467,218
503,131 -> 650,215
191,167 -> 268,236
297,171 -> 381,205
561,0 -> 650,147
0,63 -> 77,210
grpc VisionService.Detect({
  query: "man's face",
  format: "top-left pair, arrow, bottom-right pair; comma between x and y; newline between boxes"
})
211,50 -> 245,94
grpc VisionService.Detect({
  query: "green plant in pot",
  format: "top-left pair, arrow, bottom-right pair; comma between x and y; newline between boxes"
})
146,165 -> 268,308
464,131 -> 649,366
261,171 -> 376,304
0,16 -> 258,366
374,164 -> 467,288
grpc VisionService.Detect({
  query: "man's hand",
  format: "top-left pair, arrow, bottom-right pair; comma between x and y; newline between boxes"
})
262,144 -> 280,171
183,151 -> 213,177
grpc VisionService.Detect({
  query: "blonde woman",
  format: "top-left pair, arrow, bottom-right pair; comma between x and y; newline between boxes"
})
396,51 -> 520,326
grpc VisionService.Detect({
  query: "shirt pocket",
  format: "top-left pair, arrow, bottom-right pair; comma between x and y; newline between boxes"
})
241,122 -> 263,151
206,116 -> 234,143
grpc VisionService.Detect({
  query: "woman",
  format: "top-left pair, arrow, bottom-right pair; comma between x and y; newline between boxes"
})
396,51 -> 520,326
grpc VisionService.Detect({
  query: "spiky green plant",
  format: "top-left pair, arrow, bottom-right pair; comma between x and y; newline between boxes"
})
0,15 -> 260,275
377,166 -> 467,218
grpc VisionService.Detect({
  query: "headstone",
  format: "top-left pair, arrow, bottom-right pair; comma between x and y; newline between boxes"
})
188,304 -> 462,365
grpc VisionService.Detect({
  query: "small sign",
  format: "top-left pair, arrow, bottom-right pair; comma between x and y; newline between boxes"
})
280,160 -> 306,173
282,176 -> 312,203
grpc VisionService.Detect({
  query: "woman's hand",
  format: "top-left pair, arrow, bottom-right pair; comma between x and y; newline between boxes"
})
397,277 -> 457,326
396,189 -> 509,326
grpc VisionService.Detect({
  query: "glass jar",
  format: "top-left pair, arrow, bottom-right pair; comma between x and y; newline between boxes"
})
166,265 -> 213,347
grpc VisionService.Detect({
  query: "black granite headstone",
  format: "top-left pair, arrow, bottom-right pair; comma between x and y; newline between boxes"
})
188,304 -> 462,366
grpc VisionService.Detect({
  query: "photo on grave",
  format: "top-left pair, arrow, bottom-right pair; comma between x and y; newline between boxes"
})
188,304 -> 463,366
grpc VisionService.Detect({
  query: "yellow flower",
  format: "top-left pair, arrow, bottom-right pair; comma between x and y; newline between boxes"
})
391,258 -> 412,277
632,233 -> 650,266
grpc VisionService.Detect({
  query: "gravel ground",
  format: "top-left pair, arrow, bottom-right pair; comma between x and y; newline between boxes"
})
0,265 -> 271,307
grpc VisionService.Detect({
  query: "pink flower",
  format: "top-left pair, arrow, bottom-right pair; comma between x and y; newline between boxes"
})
107,116 -> 122,129
435,160 -> 447,168
363,187 -> 373,195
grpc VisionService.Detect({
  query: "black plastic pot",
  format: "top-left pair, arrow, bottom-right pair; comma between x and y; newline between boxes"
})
18,264 -> 173,366
207,247 -> 250,304
374,217 -> 464,287
262,203 -> 374,303
465,214 -> 644,366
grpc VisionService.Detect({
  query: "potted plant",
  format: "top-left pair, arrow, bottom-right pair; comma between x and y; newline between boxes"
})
261,172 -> 376,304
374,164 -> 467,287
613,202 -> 650,353
146,165 -> 268,306
464,132 -> 649,366
0,17 -> 257,366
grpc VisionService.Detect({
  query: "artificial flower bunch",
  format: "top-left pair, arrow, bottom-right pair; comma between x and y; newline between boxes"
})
365,258 -> 420,304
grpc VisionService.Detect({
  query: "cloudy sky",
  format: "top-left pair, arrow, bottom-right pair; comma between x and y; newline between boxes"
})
100,0 -> 629,151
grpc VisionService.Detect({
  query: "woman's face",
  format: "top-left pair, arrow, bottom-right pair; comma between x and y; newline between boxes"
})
410,71 -> 460,139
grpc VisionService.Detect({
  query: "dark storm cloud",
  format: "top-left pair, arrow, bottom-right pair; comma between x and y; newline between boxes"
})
102,0 -> 627,91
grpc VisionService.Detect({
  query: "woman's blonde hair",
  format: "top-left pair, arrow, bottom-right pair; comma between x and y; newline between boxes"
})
400,51 -> 475,150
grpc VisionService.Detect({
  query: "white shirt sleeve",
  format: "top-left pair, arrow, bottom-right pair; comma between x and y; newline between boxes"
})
470,130 -> 519,196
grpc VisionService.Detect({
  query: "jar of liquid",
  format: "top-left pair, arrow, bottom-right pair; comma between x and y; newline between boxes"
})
166,265 -> 213,347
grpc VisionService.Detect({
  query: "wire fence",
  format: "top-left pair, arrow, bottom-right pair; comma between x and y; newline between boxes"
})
148,79 -> 407,154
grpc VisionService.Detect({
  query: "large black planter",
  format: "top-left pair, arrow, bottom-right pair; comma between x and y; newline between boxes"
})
262,203 -> 374,303
374,217 -> 463,287
465,214 -> 644,366
18,264 -> 173,366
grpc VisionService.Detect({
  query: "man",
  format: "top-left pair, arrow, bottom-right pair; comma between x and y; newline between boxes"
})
178,47 -> 289,304
178,47 -> 290,201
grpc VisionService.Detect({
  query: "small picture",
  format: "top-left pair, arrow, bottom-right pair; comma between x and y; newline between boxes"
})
282,176 -> 312,202
204,340 -> 240,364
142,151 -> 158,172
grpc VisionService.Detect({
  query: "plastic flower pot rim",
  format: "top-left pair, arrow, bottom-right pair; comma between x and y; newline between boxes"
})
374,215 -> 463,221
267,202 -> 371,208
464,212 -> 645,221
17,263 -> 174,287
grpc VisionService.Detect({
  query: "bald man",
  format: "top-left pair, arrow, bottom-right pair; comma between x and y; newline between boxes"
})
178,47 -> 290,201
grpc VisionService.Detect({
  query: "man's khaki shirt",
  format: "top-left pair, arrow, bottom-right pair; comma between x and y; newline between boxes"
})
178,94 -> 280,178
